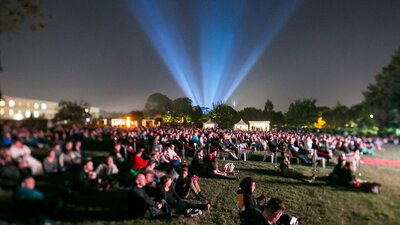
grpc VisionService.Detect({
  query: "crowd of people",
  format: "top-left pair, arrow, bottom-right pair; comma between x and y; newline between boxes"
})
0,125 -> 388,223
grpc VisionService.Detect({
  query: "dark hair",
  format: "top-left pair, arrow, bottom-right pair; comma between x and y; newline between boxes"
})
239,177 -> 254,195
264,197 -> 285,213
160,175 -> 172,187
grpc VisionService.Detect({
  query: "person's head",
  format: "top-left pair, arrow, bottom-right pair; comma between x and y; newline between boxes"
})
21,177 -> 35,190
135,173 -> 147,188
114,142 -> 121,151
197,149 -> 204,157
145,171 -> 155,184
239,177 -> 255,195
262,198 -> 285,224
65,141 -> 73,151
160,175 -> 173,189
48,150 -> 56,159
147,160 -> 158,169
84,160 -> 94,171
75,140 -> 82,149
106,156 -> 114,166
345,161 -> 352,170
181,166 -> 189,178
137,148 -> 145,155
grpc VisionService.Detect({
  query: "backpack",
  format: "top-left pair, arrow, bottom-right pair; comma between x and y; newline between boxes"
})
185,208 -> 203,217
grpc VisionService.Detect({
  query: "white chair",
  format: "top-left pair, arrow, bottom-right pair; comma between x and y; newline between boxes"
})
262,146 -> 275,163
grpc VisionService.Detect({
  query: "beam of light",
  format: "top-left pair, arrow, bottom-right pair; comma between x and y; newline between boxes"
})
126,0 -> 300,108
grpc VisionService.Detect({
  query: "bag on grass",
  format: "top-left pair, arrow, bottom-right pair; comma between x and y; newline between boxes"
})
185,208 -> 203,217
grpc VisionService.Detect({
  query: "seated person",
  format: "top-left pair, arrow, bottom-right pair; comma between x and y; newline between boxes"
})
95,156 -> 119,189
237,177 -> 266,222
9,137 -> 43,176
337,161 -> 381,194
78,160 -> 100,193
13,177 -> 46,221
131,148 -> 149,171
59,141 -> 81,172
205,156 -> 237,180
129,173 -> 169,219
159,175 -> 210,216
0,148 -> 21,180
175,166 -> 207,200
42,150 -> 58,175
242,197 -> 287,225
279,157 -> 315,183
287,137 -> 312,165
189,149 -> 206,177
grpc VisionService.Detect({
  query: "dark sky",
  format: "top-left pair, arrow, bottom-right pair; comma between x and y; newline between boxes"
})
1,0 -> 400,113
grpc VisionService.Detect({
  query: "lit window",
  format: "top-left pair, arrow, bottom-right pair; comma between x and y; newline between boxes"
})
0,109 -> 4,115
41,103 -> 47,110
33,103 -> 39,109
0,99 -> 5,107
9,100 -> 15,107
84,108 -> 89,113
25,110 -> 31,118
9,109 -> 14,116
33,111 -> 40,118
86,118 -> 91,123
14,113 -> 24,121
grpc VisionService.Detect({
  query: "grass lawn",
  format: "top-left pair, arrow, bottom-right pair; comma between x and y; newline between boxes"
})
1,145 -> 400,225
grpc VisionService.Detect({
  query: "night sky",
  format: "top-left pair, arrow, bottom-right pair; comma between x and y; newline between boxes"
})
1,0 -> 400,113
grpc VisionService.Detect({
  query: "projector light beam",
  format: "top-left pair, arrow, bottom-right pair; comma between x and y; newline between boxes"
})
126,0 -> 300,108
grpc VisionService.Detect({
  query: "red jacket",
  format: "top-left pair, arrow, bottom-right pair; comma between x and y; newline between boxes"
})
132,154 -> 149,171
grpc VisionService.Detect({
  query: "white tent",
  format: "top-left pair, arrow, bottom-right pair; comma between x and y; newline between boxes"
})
203,119 -> 217,129
234,119 -> 248,131
248,121 -> 270,131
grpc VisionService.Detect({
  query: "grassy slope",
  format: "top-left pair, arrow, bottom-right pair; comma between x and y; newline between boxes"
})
2,145 -> 400,225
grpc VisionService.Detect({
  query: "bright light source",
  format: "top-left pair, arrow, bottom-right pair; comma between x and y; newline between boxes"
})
9,109 -> 14,116
126,116 -> 131,128
9,100 -> 15,107
41,103 -> 47,110
25,110 -> 31,118
14,113 -> 24,120
0,99 -> 5,107
0,109 -> 4,115
370,114 -> 374,119
86,118 -> 91,123
85,108 -> 89,113
33,111 -> 40,118
33,103 -> 39,109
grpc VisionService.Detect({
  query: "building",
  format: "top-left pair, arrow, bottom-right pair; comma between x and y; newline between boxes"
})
0,95 -> 100,121
234,119 -> 249,131
248,121 -> 270,131
203,119 -> 217,129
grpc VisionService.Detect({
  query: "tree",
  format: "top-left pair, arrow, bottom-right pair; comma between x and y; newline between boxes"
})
263,99 -> 274,114
53,100 -> 91,125
143,93 -> 172,118
285,98 -> 318,127
129,110 -> 144,121
191,106 -> 204,126
363,48 -> 400,129
324,102 -> 350,129
209,103 -> 237,129
171,97 -> 193,117
238,107 -> 264,121
0,0 -> 51,35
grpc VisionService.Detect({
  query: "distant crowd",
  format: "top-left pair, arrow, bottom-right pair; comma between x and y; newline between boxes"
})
0,125 -> 393,224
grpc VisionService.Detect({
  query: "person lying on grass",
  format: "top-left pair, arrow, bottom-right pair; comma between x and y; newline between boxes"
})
279,157 -> 315,183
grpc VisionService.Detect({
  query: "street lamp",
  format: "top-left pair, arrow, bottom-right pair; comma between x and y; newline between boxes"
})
370,114 -> 374,119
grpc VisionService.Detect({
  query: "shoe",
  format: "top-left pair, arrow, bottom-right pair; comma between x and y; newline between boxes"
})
198,192 -> 207,200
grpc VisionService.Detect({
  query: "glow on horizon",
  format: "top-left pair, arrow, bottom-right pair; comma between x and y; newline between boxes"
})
126,0 -> 300,108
